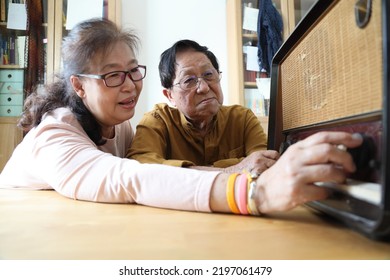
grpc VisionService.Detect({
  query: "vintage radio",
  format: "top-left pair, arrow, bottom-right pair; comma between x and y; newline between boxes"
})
268,0 -> 390,240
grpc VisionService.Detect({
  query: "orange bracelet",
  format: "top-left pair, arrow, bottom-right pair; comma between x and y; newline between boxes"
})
226,173 -> 240,214
236,173 -> 249,215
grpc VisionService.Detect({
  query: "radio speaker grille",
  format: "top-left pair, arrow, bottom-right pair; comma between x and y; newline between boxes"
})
280,0 -> 382,130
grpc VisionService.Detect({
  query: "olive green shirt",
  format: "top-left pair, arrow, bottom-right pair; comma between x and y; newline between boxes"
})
127,103 -> 267,167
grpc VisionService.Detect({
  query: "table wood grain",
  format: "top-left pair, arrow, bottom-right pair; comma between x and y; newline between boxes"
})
1,188 -> 389,260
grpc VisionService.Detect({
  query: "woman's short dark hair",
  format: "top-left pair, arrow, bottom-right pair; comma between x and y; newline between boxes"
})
19,18 -> 140,145
158,39 -> 220,89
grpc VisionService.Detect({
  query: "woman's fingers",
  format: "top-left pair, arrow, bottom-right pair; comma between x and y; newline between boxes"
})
289,143 -> 357,173
293,163 -> 349,185
286,132 -> 364,173
255,132 -> 363,213
296,131 -> 363,149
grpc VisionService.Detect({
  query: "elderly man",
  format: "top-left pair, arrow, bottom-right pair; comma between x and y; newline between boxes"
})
127,39 -> 278,174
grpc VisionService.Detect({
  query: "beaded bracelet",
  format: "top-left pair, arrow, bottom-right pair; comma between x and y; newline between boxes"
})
246,171 -> 261,216
226,173 -> 240,214
236,173 -> 249,215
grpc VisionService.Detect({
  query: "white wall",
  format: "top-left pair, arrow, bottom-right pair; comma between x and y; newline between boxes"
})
121,0 -> 228,127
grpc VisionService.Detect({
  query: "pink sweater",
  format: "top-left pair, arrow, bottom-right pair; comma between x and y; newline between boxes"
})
0,108 -> 219,212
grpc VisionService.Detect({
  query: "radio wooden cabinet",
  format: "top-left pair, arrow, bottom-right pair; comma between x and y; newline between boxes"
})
226,0 -> 317,134
268,0 -> 390,241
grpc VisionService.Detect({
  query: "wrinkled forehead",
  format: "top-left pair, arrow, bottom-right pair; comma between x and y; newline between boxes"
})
174,50 -> 213,74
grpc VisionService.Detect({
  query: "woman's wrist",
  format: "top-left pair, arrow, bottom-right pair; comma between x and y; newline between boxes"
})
253,172 -> 267,214
209,171 -> 268,216
210,171 -> 265,216
210,173 -> 231,213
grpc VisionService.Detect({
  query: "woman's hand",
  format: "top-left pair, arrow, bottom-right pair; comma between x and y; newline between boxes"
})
254,132 -> 363,213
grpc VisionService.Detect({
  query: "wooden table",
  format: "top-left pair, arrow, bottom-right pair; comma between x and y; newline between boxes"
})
1,188 -> 389,260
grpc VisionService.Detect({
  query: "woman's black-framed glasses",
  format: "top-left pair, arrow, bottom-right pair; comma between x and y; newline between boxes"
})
76,65 -> 147,87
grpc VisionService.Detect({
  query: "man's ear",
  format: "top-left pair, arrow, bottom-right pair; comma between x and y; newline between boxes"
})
163,88 -> 176,106
70,75 -> 85,98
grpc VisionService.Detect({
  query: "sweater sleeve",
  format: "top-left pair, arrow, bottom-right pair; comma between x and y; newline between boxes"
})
25,121 -> 218,212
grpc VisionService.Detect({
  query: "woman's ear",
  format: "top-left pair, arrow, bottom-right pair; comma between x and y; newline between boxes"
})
70,75 -> 85,98
163,88 -> 176,106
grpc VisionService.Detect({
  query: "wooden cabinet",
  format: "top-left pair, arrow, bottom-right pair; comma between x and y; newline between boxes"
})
0,0 -> 121,171
0,3 -> 27,171
0,69 -> 24,117
0,56 -> 24,172
226,0 -> 317,134
0,117 -> 22,171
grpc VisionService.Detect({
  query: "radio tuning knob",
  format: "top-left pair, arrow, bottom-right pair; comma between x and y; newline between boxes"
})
347,133 -> 377,170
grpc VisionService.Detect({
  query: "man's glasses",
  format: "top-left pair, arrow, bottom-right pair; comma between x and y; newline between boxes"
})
76,65 -> 147,87
172,70 -> 222,91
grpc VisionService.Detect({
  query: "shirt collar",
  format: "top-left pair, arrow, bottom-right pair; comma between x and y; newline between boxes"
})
180,110 -> 218,132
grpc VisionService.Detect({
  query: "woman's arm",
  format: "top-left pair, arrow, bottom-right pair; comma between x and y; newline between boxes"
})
30,118 -> 363,215
32,121 -> 218,212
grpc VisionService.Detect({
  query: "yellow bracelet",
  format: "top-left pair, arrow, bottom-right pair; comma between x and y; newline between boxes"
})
226,173 -> 240,214
246,171 -> 261,216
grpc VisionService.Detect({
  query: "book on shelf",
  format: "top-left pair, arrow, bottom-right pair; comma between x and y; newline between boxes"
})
16,35 -> 25,67
0,34 -> 25,67
0,0 -> 7,22
42,0 -> 48,24
9,35 -> 15,64
244,70 -> 258,83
